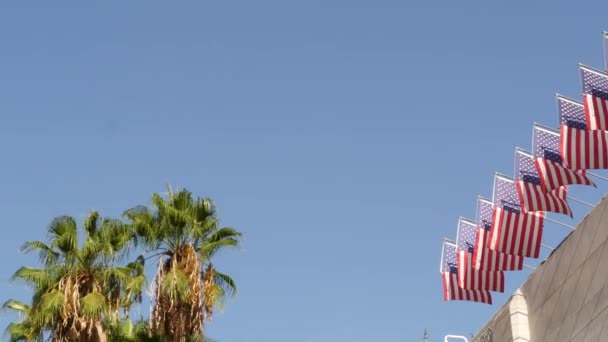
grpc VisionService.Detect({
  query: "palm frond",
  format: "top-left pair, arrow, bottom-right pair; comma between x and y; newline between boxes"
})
207,227 -> 242,243
170,189 -> 193,211
20,241 -> 59,267
5,322 -> 29,342
101,219 -> 131,245
38,290 -> 64,318
126,255 -> 145,275
101,267 -> 132,286
11,267 -> 51,289
192,198 -> 215,223
80,291 -> 106,319
125,274 -> 146,302
124,206 -> 157,246
83,211 -> 100,237
199,238 -> 240,260
213,271 -> 237,297
48,216 -> 78,255
2,300 -> 30,314
192,218 -> 218,242
151,193 -> 167,214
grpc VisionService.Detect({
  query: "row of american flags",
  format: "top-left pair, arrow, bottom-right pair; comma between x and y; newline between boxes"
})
441,33 -> 608,305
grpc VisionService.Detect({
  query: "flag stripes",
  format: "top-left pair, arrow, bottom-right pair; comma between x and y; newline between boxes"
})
489,207 -> 544,258
457,250 -> 505,292
560,125 -> 608,170
584,93 -> 608,131
534,157 -> 595,191
442,272 -> 492,304
515,181 -> 571,216
473,228 -> 523,271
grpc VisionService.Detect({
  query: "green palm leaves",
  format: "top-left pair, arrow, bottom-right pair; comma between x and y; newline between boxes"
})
5,188 -> 240,342
5,212 -> 143,341
126,188 -> 241,341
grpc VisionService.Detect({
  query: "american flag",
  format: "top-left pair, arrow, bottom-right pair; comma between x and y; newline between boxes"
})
561,125 -> 608,170
532,124 -> 595,190
441,241 -> 492,304
473,197 -> 523,271
581,65 -> 608,131
514,149 -> 572,216
558,95 -> 608,169
490,174 -> 544,258
456,218 -> 505,292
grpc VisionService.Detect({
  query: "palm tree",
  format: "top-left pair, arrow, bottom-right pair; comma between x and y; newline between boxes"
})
5,212 -> 145,342
124,188 -> 241,342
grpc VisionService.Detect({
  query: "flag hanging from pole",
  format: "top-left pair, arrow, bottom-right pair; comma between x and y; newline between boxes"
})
532,124 -> 595,190
473,197 -> 523,271
558,95 -> 608,169
441,241 -> 492,304
514,148 -> 572,216
456,218 -> 505,292
489,174 -> 544,258
561,124 -> 608,170
581,65 -> 608,131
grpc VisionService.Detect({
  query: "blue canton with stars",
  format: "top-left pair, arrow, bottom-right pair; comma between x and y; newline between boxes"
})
493,175 -> 520,213
442,242 -> 458,274
558,96 -> 586,130
532,125 -> 562,163
456,218 -> 477,254
582,66 -> 608,100
476,198 -> 494,231
515,149 -> 542,185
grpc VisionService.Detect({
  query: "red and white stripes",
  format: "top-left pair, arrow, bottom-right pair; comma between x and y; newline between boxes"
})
489,207 -> 544,258
457,250 -> 505,292
473,228 -> 523,271
442,272 -> 492,304
515,181 -> 572,217
560,125 -> 608,170
584,93 -> 608,131
534,157 -> 595,191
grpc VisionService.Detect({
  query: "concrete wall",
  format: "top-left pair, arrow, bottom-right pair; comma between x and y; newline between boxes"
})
473,195 -> 608,342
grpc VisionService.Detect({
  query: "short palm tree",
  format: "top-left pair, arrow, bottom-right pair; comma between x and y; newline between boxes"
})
5,212 -> 145,342
124,188 -> 241,342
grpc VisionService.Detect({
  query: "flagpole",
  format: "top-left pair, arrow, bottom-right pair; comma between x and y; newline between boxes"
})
524,264 -> 536,271
604,31 -> 608,71
567,196 -> 595,208
588,172 -> 608,182
541,243 -> 555,250
545,217 -> 575,230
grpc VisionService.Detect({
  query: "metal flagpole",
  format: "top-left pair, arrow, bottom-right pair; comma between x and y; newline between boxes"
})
541,243 -> 555,250
588,172 -> 608,182
603,31 -> 608,71
545,217 -> 575,230
567,196 -> 595,208
524,264 -> 536,271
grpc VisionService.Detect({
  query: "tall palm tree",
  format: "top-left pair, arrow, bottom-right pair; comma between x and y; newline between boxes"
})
5,212 -> 145,342
124,188 -> 241,342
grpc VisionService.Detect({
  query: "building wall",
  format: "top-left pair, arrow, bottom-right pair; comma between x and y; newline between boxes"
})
473,195 -> 608,342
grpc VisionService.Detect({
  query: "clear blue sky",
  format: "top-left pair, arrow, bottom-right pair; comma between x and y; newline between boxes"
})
1,1 -> 608,341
